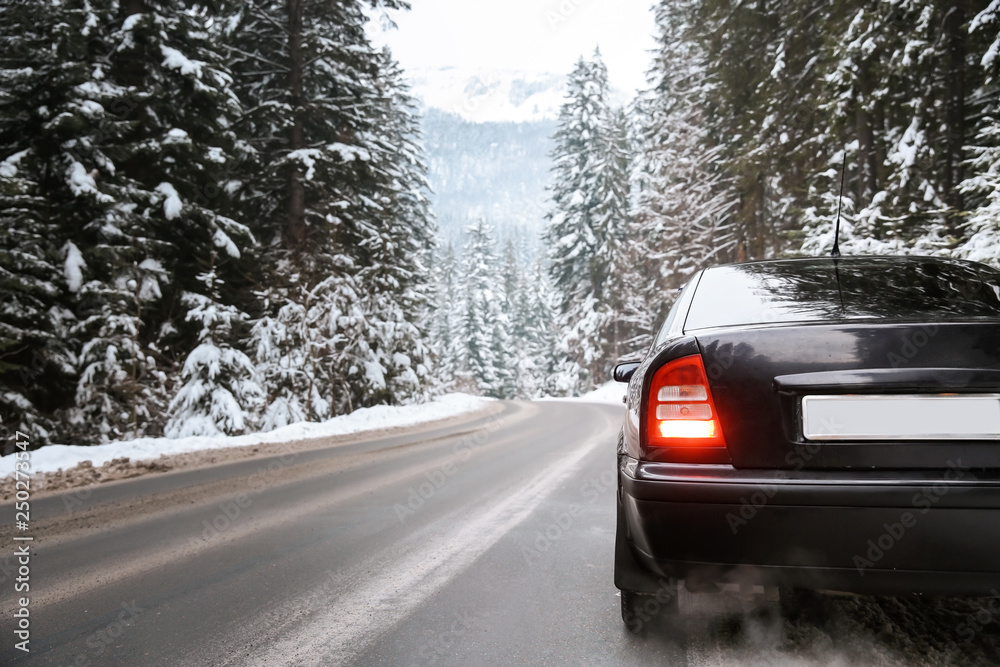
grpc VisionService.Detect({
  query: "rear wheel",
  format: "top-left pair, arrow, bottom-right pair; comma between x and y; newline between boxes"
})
621,588 -> 680,633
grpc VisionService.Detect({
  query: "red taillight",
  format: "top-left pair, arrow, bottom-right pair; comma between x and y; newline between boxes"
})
647,354 -> 727,449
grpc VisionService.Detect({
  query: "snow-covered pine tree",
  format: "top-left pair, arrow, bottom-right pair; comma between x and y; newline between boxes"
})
811,0 -> 950,253
501,239 -> 532,398
0,0 -> 109,446
520,259 -> 564,398
457,219 -> 513,398
796,0 -> 994,258
685,0 -> 788,260
2,0 -> 249,443
629,0 -> 736,334
427,243 -> 460,391
0,1 -> 76,447
545,50 -> 631,391
64,1 -> 253,442
230,0 -> 427,419
71,261 -> 174,443
956,3 -> 1000,266
594,107 -> 636,361
736,0 -> 835,256
0,147 -> 71,450
249,300 -> 310,431
348,49 -> 436,409
165,258 -> 263,437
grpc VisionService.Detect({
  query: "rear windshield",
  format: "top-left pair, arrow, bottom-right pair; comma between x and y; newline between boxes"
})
684,257 -> 1000,331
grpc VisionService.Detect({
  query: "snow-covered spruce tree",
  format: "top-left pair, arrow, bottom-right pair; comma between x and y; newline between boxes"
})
64,1 -> 253,443
595,108 -> 639,359
805,0 -> 948,254
250,297 -> 313,431
165,258 -> 262,437
796,0 -> 996,257
251,269 -> 370,429
501,239 -> 533,399
956,2 -> 1000,267
71,260 -> 175,443
457,219 -> 513,399
630,0 -> 736,333
499,237 -> 554,399
685,0 -> 790,260
427,243 -> 461,391
348,49 -> 436,408
0,0 -> 105,446
230,0 -> 429,419
1,0 -> 250,443
0,149 -> 72,449
518,259 -> 564,399
686,0 -> 854,259
545,50 -> 631,392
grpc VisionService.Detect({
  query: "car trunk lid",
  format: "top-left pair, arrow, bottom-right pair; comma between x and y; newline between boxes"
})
696,322 -> 1000,470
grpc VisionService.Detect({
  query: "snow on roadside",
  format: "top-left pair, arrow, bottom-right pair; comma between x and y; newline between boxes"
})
1,393 -> 492,478
537,381 -> 626,406
579,382 -> 627,405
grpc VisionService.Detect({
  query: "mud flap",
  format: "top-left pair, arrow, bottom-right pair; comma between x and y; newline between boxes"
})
614,493 -> 669,595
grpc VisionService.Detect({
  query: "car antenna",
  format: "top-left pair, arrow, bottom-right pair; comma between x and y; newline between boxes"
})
831,152 -> 847,259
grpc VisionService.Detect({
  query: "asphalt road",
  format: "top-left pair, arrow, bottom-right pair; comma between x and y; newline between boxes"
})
4,400 -> 1000,666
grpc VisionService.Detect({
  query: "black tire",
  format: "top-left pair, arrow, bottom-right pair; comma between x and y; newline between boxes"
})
621,588 -> 680,634
621,589 -> 644,633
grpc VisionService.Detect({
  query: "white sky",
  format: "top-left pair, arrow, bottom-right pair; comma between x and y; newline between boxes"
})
370,0 -> 659,94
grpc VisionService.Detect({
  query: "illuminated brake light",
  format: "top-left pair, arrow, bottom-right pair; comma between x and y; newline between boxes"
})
647,354 -> 727,448
659,420 -> 717,439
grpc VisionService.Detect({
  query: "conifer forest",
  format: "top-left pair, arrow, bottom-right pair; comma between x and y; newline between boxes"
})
2,0 -> 999,451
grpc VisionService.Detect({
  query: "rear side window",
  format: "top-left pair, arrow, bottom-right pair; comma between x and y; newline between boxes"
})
684,257 -> 1000,331
653,276 -> 699,347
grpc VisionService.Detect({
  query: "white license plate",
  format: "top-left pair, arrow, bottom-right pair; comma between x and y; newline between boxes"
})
802,394 -> 1000,441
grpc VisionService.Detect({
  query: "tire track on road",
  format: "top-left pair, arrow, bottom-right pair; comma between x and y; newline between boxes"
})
232,410 -> 618,667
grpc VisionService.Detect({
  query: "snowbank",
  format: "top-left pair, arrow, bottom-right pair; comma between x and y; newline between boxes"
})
579,382 -> 627,405
1,393 -> 492,477
538,382 -> 626,406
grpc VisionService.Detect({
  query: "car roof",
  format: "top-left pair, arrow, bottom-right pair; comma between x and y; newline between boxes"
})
683,255 -> 1000,331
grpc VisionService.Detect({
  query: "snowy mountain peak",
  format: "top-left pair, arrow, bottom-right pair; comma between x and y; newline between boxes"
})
405,67 -> 569,123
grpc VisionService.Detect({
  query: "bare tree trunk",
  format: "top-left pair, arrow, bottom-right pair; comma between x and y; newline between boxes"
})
744,173 -> 766,260
286,0 -> 307,246
944,1 -> 966,214
855,65 -> 877,207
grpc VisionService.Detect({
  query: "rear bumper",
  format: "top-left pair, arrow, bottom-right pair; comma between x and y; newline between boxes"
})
621,459 -> 1000,595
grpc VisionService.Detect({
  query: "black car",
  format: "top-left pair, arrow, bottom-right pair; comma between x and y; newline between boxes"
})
613,255 -> 1000,630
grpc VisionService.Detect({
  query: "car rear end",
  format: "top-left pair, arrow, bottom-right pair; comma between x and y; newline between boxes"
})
618,257 -> 1000,596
